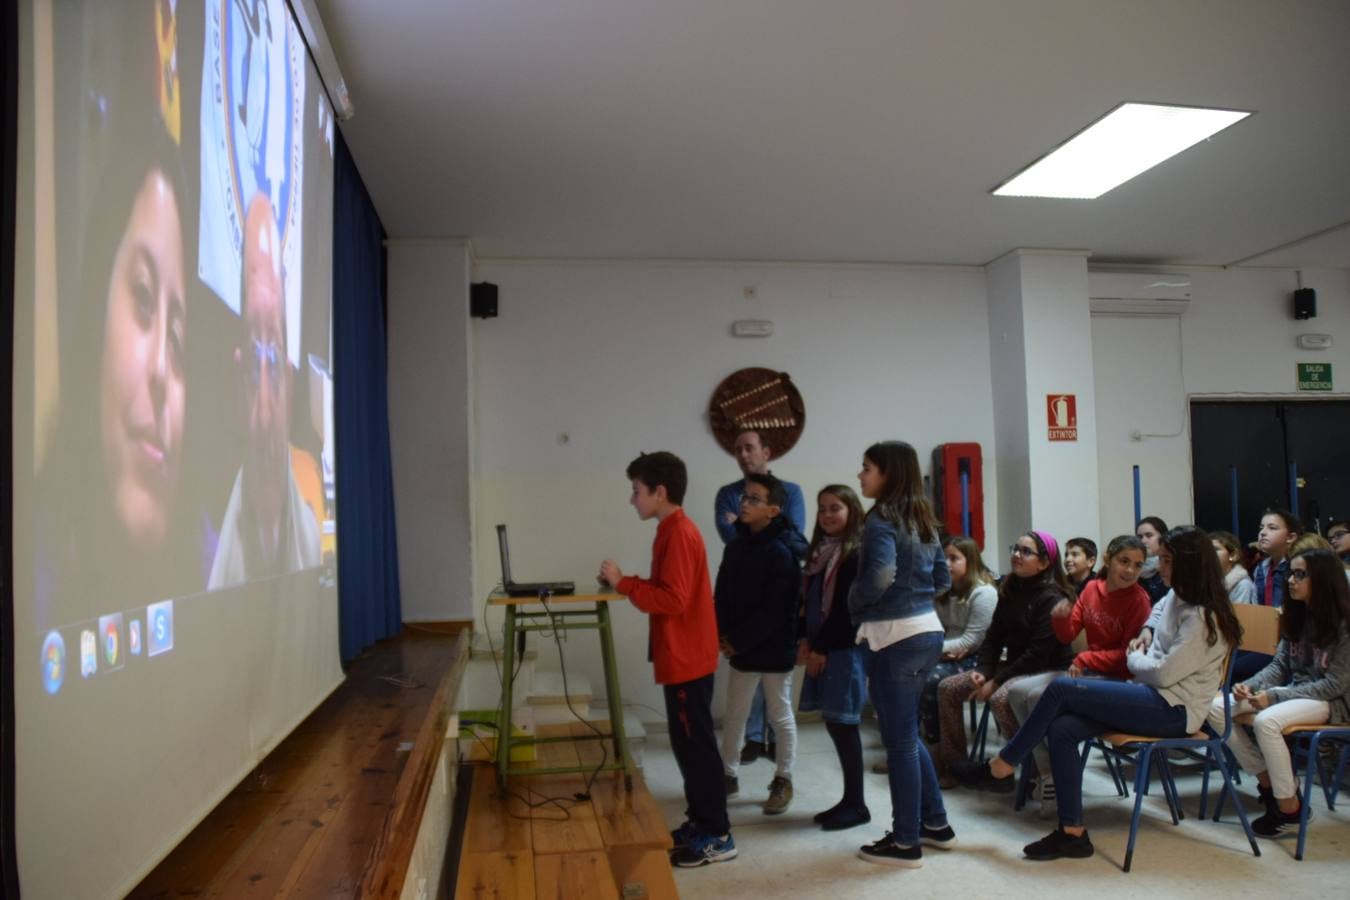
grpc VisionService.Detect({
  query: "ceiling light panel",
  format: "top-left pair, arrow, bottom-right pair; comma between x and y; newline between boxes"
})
992,102 -> 1252,199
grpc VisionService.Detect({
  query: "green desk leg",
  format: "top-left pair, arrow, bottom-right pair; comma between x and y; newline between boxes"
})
496,604 -> 517,792
595,602 -> 633,791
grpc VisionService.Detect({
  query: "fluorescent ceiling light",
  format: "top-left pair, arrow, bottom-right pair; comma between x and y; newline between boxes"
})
992,102 -> 1251,199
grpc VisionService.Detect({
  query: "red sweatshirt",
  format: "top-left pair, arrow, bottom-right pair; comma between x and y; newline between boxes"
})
1051,578 -> 1151,678
616,508 -> 719,685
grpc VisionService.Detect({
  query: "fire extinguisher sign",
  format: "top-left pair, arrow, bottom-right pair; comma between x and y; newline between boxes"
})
1047,394 -> 1078,441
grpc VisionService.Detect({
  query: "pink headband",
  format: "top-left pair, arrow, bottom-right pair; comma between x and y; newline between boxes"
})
1031,530 -> 1059,565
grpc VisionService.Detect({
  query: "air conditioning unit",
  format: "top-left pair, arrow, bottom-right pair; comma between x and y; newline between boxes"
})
1088,271 -> 1192,316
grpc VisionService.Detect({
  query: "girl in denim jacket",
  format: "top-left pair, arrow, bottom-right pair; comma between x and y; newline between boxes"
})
848,441 -> 954,868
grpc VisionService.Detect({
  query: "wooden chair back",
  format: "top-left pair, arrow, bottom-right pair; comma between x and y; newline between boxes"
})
1234,604 -> 1281,656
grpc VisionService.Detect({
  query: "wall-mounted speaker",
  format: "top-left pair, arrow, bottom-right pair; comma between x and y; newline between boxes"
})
1293,287 -> 1317,320
471,282 -> 499,319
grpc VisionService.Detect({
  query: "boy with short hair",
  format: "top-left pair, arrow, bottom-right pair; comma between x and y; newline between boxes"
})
599,452 -> 734,867
715,472 -> 808,815
1328,518 -> 1350,564
1064,537 -> 1098,596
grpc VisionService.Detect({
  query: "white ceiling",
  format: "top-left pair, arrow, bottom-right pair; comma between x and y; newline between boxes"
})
317,0 -> 1350,267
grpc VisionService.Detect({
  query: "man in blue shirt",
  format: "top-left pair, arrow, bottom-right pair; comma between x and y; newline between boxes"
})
715,430 -> 806,543
714,429 -> 807,764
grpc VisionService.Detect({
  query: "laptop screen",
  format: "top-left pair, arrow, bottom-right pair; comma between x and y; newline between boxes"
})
496,524 -> 513,587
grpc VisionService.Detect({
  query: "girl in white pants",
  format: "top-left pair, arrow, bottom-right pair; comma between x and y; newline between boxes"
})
1209,547 -> 1350,837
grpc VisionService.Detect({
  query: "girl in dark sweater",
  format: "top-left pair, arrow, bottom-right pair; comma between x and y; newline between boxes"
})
798,485 -> 868,829
936,531 -> 1075,774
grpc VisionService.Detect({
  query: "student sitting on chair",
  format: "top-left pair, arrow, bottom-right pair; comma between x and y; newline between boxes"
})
1209,547 -> 1350,837
955,526 -> 1239,862
1003,534 -> 1152,814
1212,530 -> 1256,605
935,530 -> 1074,780
1064,537 -> 1098,597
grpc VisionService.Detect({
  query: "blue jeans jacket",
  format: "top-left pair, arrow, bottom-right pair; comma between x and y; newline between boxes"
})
848,514 -> 950,624
1252,557 -> 1288,608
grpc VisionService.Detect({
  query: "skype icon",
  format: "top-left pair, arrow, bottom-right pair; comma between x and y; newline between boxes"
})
146,601 -> 175,658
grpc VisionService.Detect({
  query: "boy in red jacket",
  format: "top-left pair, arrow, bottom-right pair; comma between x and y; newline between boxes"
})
600,452 -> 734,867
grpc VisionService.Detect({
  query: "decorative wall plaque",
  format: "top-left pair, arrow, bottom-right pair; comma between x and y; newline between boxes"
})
709,368 -> 805,456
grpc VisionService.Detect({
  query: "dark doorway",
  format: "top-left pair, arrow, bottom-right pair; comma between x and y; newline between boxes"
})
1191,400 -> 1350,543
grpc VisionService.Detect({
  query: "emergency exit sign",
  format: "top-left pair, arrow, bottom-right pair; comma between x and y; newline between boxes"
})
1297,362 -> 1332,392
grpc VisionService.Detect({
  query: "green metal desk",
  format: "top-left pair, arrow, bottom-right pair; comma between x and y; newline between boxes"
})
489,588 -> 634,792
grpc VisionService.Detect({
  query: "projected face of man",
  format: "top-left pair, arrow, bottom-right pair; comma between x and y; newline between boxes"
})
238,194 -> 289,564
99,168 -> 186,549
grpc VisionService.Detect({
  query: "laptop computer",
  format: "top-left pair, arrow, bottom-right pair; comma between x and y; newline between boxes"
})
497,525 -> 576,597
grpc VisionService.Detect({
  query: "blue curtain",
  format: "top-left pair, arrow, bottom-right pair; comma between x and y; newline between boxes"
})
332,129 -> 401,661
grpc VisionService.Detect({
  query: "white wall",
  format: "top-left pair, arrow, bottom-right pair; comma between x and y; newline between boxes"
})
468,260 -> 999,720
386,240 -> 475,622
1091,267 -> 1350,541
384,249 -> 1349,723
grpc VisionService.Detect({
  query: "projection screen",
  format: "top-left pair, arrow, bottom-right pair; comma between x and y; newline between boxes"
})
12,1 -> 343,895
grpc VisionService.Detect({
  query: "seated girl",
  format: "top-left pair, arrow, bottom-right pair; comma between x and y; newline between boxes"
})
1212,530 -> 1256,605
919,537 -> 996,767
1209,547 -> 1350,837
935,531 -> 1074,779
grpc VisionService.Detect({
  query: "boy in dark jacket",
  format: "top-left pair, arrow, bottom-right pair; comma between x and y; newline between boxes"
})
715,472 -> 809,814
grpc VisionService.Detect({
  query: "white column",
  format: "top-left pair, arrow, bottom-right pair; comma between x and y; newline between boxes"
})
985,250 -> 1101,549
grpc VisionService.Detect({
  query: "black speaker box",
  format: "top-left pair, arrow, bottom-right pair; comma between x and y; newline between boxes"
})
471,282 -> 499,319
1294,287 -> 1317,320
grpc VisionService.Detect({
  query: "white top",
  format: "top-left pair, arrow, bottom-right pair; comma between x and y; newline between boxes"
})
856,610 -> 943,652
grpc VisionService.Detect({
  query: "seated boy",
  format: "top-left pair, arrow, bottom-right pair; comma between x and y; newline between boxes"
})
599,452 -> 734,867
1064,537 -> 1098,596
715,473 -> 808,815
1328,518 -> 1349,565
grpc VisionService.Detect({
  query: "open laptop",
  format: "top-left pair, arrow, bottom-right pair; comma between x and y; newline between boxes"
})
497,525 -> 576,597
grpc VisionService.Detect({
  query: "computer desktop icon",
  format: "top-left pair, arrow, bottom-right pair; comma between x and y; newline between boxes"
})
41,631 -> 65,695
80,629 -> 97,678
129,619 -> 142,656
99,613 -> 124,670
146,601 -> 174,657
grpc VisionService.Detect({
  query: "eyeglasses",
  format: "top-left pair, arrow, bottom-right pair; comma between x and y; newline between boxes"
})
1288,569 -> 1310,582
1009,545 -> 1042,560
741,494 -> 770,507
248,338 -> 284,393
1329,530 -> 1349,541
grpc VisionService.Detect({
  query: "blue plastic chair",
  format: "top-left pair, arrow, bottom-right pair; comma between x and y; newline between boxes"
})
1211,720 -> 1350,861
1093,655 -> 1259,872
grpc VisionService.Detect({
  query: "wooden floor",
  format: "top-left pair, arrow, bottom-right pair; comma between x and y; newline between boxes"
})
456,722 -> 679,899
129,625 -> 469,899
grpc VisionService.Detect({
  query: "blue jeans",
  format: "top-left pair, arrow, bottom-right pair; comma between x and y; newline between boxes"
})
998,677 -> 1188,827
863,631 -> 948,845
744,683 -> 776,745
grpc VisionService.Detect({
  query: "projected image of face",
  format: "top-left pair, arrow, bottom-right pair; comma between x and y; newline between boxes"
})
99,168 -> 186,550
239,193 -> 290,567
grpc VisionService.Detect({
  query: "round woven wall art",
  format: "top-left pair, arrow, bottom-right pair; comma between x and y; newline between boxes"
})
709,368 -> 805,457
